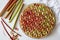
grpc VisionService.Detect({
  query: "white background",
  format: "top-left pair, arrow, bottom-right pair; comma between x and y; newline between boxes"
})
0,0 -> 60,40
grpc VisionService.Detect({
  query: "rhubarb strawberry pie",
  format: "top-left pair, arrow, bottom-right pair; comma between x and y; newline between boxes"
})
20,3 -> 56,38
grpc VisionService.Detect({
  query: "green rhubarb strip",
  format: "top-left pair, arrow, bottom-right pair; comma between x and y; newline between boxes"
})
9,0 -> 21,20
13,3 -> 23,30
9,0 -> 23,22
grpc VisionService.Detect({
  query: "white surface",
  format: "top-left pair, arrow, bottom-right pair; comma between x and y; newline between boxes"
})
0,0 -> 60,40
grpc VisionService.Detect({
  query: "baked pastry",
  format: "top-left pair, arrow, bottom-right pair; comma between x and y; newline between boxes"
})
20,3 -> 56,38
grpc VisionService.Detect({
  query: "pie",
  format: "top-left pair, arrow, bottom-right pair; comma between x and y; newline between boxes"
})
20,3 -> 56,38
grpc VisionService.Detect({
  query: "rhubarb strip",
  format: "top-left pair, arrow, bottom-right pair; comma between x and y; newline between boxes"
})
9,0 -> 21,20
9,0 -> 23,22
13,3 -> 24,30
5,3 -> 16,18
1,18 -> 21,36
1,21 -> 13,40
6,0 -> 17,11
0,0 -> 13,17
